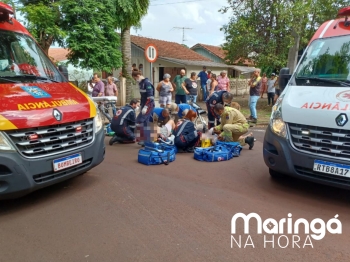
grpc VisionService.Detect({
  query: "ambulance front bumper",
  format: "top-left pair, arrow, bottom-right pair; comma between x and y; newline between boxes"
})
263,125 -> 350,190
0,129 -> 105,200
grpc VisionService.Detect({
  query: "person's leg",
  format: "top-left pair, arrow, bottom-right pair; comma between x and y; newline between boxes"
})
201,84 -> 207,101
175,94 -> 180,105
206,103 -> 215,129
180,95 -> 187,104
193,95 -> 198,103
159,96 -> 166,108
186,95 -> 191,104
223,123 -> 254,149
249,96 -> 259,121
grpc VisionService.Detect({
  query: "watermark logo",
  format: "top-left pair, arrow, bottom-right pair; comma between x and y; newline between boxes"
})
231,213 -> 341,249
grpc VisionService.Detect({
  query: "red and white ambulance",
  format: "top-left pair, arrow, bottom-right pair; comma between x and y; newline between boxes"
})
264,7 -> 350,189
0,3 -> 105,199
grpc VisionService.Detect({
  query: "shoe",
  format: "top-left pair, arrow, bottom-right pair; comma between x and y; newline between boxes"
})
245,137 -> 255,150
109,136 -> 118,146
246,115 -> 253,121
249,118 -> 257,124
186,147 -> 194,153
138,141 -> 145,147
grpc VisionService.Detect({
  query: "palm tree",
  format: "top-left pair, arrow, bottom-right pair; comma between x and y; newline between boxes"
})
115,0 -> 150,103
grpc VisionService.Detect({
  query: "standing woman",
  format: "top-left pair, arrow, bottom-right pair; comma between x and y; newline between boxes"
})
260,73 -> 268,98
105,76 -> 118,116
217,70 -> 230,92
274,76 -> 281,103
132,69 -> 155,146
208,74 -> 218,97
156,73 -> 174,108
182,72 -> 198,103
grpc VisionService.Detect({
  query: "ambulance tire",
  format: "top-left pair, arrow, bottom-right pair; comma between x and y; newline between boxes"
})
269,168 -> 284,179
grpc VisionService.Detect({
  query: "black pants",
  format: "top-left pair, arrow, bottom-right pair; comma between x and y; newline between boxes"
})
175,94 -> 187,104
268,92 -> 275,105
206,103 -> 220,129
175,133 -> 201,149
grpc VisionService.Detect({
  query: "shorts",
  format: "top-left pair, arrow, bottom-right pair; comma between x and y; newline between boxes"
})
160,123 -> 172,137
159,95 -> 172,105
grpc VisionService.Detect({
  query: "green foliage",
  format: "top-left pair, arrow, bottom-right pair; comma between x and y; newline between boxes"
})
60,0 -> 122,72
114,0 -> 150,30
220,0 -> 349,70
18,1 -> 66,54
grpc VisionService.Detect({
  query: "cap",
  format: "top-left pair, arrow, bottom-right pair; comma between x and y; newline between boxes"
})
168,102 -> 178,114
271,73 -> 276,76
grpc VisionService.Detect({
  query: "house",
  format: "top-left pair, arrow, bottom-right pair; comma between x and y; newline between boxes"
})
48,48 -> 93,84
114,35 -> 259,99
190,43 -> 255,78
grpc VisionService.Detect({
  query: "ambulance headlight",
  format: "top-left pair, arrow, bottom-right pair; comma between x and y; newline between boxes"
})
94,108 -> 103,133
270,96 -> 287,138
0,132 -> 15,151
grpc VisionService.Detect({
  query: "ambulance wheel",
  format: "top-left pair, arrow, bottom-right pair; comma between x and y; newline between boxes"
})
269,168 -> 284,179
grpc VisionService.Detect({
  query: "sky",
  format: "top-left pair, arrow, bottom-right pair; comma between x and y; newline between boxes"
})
130,0 -> 232,47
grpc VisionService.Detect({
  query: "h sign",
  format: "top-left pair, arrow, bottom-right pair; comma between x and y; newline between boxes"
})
145,44 -> 158,63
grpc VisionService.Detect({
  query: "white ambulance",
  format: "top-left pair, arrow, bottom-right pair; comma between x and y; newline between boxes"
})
263,7 -> 350,189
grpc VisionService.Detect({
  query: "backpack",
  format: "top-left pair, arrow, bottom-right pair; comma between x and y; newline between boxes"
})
215,141 -> 243,157
138,141 -> 176,166
194,145 -> 233,162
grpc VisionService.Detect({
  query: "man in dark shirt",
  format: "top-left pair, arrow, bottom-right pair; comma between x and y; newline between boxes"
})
247,69 -> 262,123
197,66 -> 208,101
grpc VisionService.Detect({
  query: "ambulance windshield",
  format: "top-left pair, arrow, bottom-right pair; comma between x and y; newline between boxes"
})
0,30 -> 66,83
295,35 -> 350,86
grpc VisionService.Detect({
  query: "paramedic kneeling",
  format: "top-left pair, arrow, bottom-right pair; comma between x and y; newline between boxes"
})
213,104 -> 255,150
206,91 -> 234,129
109,99 -> 140,145
174,110 -> 202,153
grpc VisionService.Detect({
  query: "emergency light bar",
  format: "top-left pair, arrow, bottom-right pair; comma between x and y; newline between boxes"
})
333,6 -> 350,29
0,2 -> 14,23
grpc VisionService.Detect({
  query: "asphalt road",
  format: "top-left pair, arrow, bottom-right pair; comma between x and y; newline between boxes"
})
1,128 -> 350,262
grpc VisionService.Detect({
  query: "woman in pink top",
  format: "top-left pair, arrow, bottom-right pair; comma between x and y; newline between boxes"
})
216,70 -> 230,92
260,73 -> 268,98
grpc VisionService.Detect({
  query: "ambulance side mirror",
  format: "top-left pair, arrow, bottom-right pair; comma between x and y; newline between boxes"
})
58,65 -> 69,81
279,68 -> 291,91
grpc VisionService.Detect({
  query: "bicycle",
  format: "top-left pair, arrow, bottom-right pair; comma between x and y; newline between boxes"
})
91,96 -> 118,123
187,95 -> 208,133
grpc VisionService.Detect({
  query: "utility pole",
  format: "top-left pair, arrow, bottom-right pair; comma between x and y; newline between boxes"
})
172,27 -> 193,45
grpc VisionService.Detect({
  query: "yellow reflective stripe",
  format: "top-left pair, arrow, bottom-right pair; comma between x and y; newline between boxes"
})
0,114 -> 17,130
69,82 -> 96,118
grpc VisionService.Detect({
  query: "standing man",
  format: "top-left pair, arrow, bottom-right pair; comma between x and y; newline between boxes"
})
247,69 -> 262,124
132,69 -> 155,146
267,73 -> 276,106
172,69 -> 187,104
197,66 -> 208,101
213,104 -> 255,149
92,73 -> 105,97
109,99 -> 140,145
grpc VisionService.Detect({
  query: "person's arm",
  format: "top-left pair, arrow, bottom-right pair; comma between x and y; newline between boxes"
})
182,80 -> 189,94
171,76 -> 177,88
169,82 -> 174,92
210,81 -> 216,96
156,82 -> 162,92
226,78 -> 231,92
113,84 -> 118,97
128,111 -> 136,132
98,82 -> 105,96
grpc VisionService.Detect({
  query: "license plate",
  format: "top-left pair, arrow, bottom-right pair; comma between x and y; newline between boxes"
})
313,160 -> 350,177
53,153 -> 82,172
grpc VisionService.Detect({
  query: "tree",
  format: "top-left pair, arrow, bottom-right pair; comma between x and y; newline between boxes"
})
220,0 -> 348,71
60,0 -> 122,71
114,0 -> 150,103
18,0 -> 66,55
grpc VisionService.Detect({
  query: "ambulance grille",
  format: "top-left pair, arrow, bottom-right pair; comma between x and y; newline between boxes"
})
5,118 -> 94,158
288,123 -> 350,159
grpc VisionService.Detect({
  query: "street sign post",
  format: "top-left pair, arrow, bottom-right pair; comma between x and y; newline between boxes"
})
144,44 -> 158,84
